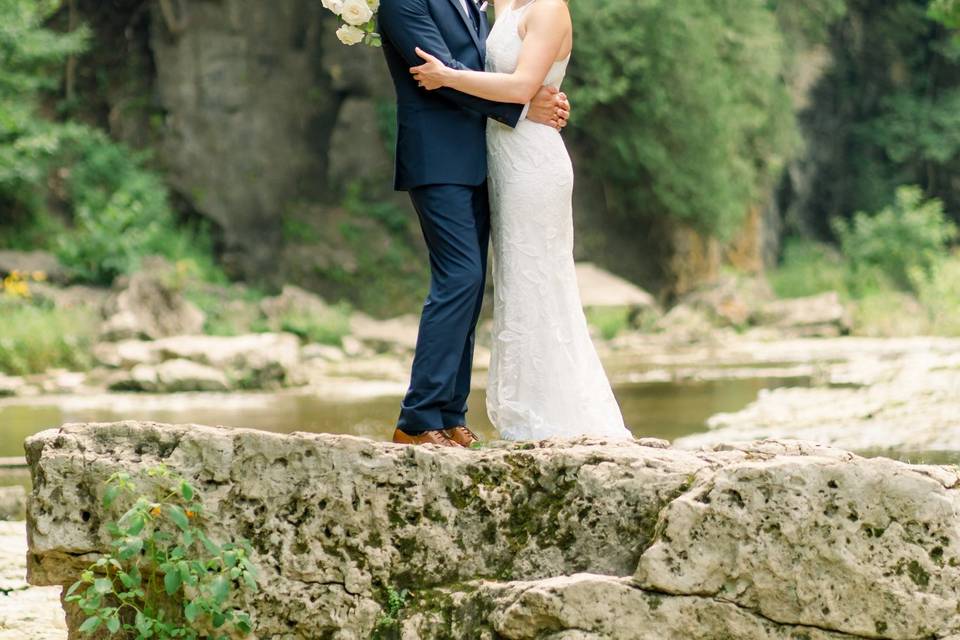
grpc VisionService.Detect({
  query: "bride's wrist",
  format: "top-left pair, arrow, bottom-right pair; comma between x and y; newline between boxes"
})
444,68 -> 460,88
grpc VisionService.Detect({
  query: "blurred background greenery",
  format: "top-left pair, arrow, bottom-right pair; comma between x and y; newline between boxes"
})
3,0 -> 960,373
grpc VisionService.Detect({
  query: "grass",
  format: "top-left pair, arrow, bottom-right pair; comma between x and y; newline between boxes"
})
0,300 -> 98,375
768,238 -> 848,300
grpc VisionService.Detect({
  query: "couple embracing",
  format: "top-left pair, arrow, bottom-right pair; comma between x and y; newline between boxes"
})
378,0 -> 632,447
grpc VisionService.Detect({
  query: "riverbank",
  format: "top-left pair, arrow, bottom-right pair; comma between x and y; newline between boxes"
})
0,521 -> 65,640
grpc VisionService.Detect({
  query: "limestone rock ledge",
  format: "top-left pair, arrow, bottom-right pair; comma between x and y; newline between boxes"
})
24,422 -> 960,639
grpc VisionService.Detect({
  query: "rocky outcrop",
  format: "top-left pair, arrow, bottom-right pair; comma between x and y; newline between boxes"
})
99,270 -> 205,342
25,422 -> 960,639
147,0 -> 394,280
753,291 -> 852,337
99,333 -> 303,392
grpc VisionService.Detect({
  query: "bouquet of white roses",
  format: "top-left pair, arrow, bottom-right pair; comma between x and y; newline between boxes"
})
323,0 -> 381,47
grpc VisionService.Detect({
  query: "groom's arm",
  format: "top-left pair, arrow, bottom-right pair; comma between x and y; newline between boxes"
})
379,0 -> 524,128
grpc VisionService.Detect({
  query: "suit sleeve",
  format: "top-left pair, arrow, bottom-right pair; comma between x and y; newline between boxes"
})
379,0 -> 524,128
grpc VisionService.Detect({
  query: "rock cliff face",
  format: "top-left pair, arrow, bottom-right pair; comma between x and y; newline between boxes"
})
25,422 -> 960,639
147,0 -> 394,278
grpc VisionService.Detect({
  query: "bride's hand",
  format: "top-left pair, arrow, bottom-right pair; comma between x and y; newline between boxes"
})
411,47 -> 454,91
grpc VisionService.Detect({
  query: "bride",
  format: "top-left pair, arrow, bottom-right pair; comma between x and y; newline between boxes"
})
411,0 -> 632,441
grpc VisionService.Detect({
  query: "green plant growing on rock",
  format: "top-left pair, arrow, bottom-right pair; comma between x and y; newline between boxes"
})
372,586 -> 410,638
65,464 -> 257,639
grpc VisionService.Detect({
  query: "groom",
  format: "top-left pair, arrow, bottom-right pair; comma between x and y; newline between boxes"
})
379,0 -> 570,447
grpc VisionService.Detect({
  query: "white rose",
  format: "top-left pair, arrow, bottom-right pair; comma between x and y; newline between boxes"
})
321,0 -> 343,15
336,24 -> 366,46
340,0 -> 374,26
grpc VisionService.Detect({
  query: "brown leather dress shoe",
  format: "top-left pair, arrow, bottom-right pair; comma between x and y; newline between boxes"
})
392,428 -> 462,447
442,426 -> 480,447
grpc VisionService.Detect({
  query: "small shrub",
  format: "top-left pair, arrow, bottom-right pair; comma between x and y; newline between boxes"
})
832,186 -> 957,294
55,132 -> 224,286
65,464 -> 257,640
372,586 -> 409,639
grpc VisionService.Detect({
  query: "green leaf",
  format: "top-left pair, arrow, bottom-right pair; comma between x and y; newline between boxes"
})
135,611 -> 152,635
184,601 -> 201,622
212,611 -> 226,628
179,560 -> 195,586
196,531 -> 215,553
93,577 -> 113,594
78,616 -> 102,634
166,504 -> 190,531
235,612 -> 252,633
164,569 -> 182,596
118,536 -> 143,560
103,484 -> 120,508
106,615 -> 121,633
180,481 -> 194,500
126,512 -> 146,536
211,575 -> 230,604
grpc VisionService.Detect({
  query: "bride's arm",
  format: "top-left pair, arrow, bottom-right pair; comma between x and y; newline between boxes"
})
411,1 -> 570,105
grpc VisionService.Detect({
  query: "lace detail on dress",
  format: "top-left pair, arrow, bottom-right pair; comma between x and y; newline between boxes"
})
484,2 -> 632,441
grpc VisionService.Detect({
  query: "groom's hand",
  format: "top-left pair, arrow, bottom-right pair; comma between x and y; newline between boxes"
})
527,86 -> 571,131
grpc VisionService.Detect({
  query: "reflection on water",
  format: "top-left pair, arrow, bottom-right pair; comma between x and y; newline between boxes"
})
0,378 -> 800,461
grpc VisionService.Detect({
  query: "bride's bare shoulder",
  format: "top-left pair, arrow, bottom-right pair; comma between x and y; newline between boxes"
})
525,0 -> 571,24
529,0 -> 570,13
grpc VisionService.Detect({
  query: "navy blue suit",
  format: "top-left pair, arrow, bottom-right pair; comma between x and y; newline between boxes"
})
379,0 -> 524,432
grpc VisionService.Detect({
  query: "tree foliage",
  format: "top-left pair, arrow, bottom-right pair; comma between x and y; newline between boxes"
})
791,0 -> 960,236
0,0 -> 87,213
0,0 -> 222,285
930,0 -> 960,29
566,0 -> 798,238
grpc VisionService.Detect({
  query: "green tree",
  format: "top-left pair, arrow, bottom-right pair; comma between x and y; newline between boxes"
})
0,0 -> 222,285
566,0 -> 797,238
0,0 -> 87,224
786,0 -> 960,237
930,0 -> 960,29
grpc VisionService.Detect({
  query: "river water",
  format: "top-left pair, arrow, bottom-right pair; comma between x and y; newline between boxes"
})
0,377 -> 801,466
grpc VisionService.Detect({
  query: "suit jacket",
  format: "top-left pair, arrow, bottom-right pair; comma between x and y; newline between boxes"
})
379,0 -> 525,191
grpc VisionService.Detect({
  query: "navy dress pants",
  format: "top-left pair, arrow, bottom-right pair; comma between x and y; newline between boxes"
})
397,183 -> 490,433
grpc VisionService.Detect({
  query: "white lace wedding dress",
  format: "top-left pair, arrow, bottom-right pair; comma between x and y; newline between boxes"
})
484,0 -> 632,441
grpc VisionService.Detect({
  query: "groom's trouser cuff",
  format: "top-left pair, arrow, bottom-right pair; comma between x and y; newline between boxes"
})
396,409 -> 466,434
